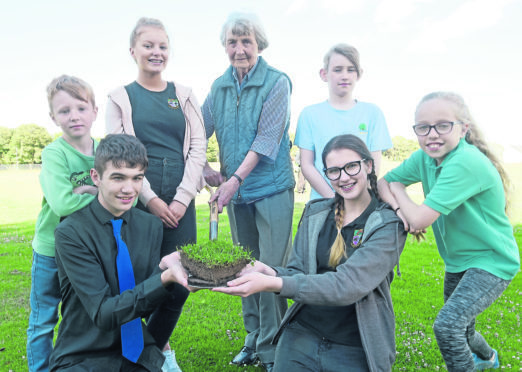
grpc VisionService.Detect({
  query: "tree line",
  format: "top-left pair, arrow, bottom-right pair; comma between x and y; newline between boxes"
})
0,125 -> 54,164
0,124 -> 418,165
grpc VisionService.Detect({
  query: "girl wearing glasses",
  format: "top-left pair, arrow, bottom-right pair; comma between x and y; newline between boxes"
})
378,92 -> 519,371
215,134 -> 407,371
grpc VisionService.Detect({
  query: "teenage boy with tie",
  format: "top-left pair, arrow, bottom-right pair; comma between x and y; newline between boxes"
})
49,134 -> 188,372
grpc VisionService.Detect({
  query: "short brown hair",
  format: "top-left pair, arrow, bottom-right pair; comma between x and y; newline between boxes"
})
47,75 -> 96,113
95,134 -> 148,177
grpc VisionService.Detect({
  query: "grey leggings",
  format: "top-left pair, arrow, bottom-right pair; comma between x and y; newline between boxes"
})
433,268 -> 510,371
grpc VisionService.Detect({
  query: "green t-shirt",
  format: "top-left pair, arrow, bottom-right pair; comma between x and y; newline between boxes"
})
33,137 -> 98,257
385,139 -> 519,280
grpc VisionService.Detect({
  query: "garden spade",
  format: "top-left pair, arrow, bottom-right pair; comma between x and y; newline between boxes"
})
205,185 -> 219,240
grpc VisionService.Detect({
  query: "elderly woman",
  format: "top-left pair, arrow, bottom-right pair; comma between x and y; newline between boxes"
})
201,12 -> 295,372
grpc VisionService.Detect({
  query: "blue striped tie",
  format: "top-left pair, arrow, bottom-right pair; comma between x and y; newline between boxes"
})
111,219 -> 144,363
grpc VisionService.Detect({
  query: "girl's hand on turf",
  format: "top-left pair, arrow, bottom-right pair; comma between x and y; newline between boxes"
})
238,261 -> 275,277
212,272 -> 282,297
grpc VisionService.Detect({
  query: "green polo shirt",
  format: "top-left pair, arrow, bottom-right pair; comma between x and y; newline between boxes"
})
385,139 -> 519,280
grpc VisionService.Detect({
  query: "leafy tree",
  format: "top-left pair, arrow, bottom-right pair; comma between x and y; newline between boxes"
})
206,134 -> 219,163
0,127 -> 14,163
383,136 -> 420,162
6,124 -> 53,164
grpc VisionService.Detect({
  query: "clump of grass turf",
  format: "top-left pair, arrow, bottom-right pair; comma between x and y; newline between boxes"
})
180,239 -> 253,269
180,240 -> 252,288
180,240 -> 254,286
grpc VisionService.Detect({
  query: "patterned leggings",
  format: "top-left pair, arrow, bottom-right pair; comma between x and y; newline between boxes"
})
433,268 -> 510,371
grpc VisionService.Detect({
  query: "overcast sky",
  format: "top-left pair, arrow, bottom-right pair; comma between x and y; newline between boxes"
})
1,0 -> 521,146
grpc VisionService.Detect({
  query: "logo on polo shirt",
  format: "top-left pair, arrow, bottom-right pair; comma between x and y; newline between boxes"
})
168,98 -> 180,109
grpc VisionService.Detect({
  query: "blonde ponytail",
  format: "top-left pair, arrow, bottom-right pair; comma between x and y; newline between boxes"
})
328,194 -> 347,268
465,124 -> 510,205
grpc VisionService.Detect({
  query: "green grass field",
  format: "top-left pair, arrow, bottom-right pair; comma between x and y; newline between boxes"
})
1,166 -> 521,371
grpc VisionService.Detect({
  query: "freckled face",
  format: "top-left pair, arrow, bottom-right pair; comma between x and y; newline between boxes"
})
415,98 -> 468,165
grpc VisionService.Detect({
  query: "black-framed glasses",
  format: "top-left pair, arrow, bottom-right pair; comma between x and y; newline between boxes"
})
323,159 -> 367,181
412,121 -> 461,136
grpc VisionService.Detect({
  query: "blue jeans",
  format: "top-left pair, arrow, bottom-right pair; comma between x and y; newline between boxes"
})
27,251 -> 61,372
274,321 -> 369,372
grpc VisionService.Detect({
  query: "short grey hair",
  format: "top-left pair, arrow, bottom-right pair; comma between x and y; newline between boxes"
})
130,17 -> 169,48
220,12 -> 269,52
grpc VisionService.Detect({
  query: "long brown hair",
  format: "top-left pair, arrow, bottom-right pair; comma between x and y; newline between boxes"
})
321,134 -> 379,268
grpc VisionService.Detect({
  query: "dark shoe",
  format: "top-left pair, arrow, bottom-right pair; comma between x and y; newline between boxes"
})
230,346 -> 258,366
262,362 -> 274,372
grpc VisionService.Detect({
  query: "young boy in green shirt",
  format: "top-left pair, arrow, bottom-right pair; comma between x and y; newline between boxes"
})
27,75 -> 99,372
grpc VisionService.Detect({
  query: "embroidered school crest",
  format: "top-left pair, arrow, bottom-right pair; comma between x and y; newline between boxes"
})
351,229 -> 363,248
358,123 -> 367,132
168,98 -> 179,109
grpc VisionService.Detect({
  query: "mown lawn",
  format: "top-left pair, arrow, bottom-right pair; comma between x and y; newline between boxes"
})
1,209 -> 521,371
1,165 -> 521,371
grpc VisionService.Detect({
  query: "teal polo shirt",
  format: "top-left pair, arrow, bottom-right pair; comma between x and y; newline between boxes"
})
385,139 -> 519,280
